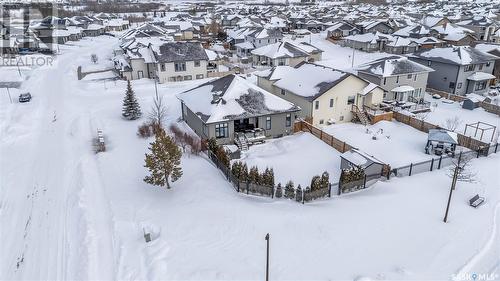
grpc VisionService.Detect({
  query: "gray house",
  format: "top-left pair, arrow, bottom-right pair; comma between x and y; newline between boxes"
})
177,74 -> 300,145
409,46 -> 499,96
357,56 -> 434,102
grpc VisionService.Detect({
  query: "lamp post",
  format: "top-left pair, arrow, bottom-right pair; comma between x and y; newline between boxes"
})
265,233 -> 270,281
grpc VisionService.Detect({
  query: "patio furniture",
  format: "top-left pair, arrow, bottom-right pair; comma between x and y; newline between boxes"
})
469,194 -> 485,208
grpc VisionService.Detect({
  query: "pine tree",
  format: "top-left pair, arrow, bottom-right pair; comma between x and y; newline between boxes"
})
295,185 -> 303,202
249,166 -> 260,184
241,163 -> 248,181
310,175 -> 321,191
144,128 -> 183,189
321,172 -> 329,189
231,161 -> 242,179
122,80 -> 142,120
275,183 -> 283,198
285,181 -> 295,199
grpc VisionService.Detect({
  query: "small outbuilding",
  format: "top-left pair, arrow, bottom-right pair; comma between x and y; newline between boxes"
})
340,148 -> 385,180
462,97 -> 480,110
425,129 -> 458,156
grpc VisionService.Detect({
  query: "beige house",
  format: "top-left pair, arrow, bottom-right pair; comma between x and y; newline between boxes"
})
251,41 -> 323,67
256,62 -> 384,126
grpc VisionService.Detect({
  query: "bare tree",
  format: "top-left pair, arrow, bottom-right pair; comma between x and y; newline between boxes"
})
148,91 -> 168,128
444,116 -> 462,132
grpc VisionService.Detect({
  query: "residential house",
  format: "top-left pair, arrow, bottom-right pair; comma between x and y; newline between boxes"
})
256,62 -> 384,126
155,42 -> 209,83
177,74 -> 300,144
235,28 -> 282,58
356,20 -> 394,34
326,21 -> 360,40
456,16 -> 497,42
251,41 -> 322,67
357,56 -> 434,102
409,46 -> 499,96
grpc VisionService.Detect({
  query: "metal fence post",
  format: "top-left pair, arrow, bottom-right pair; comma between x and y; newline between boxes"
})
495,143 -> 498,153
237,181 -> 240,192
409,163 -> 413,176
430,158 -> 434,171
271,185 -> 274,199
328,183 -> 331,197
363,174 -> 367,188
338,179 -> 342,196
438,156 -> 442,169
246,182 -> 249,194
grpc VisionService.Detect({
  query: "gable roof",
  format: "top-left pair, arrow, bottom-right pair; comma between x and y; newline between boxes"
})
409,46 -> 499,65
251,41 -> 321,59
177,75 -> 299,123
155,42 -> 208,63
357,56 -> 434,77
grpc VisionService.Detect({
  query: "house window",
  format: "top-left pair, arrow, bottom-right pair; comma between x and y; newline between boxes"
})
215,123 -> 228,138
407,74 -> 412,79
486,62 -> 491,67
347,95 -> 355,105
457,82 -> 462,89
464,65 -> 474,72
286,114 -> 291,127
383,77 -> 386,85
330,98 -> 334,107
184,75 -> 192,80
414,74 -> 417,81
479,64 -> 483,70
196,74 -> 204,79
427,60 -> 432,66
160,63 -> 166,71
266,116 -> 271,130
339,116 -> 344,121
319,119 -> 324,125
194,60 -> 200,67
475,81 -> 487,91
174,62 -> 186,72
315,100 -> 319,110
202,124 -> 207,136
449,82 -> 455,89
281,89 -> 286,95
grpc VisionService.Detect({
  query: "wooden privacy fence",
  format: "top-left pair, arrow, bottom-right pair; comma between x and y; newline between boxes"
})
393,111 -> 490,151
294,120 -> 354,153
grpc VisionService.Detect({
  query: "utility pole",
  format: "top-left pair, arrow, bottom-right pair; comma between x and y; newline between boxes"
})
444,152 -> 462,223
265,233 -> 270,281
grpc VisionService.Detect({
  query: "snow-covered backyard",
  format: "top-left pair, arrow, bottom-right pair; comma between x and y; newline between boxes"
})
237,132 -> 342,186
1,35 -> 499,281
323,120 -> 435,167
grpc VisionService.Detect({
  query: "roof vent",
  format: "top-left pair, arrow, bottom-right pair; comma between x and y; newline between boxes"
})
211,93 -> 222,104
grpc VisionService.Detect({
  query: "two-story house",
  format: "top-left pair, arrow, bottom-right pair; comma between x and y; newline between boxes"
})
256,62 -> 384,126
251,41 -> 322,67
357,56 -> 434,102
409,46 -> 499,96
155,42 -> 209,83
235,28 -> 282,58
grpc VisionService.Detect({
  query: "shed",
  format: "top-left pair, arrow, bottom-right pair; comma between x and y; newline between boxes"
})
462,97 -> 480,110
340,148 -> 385,179
426,129 -> 458,155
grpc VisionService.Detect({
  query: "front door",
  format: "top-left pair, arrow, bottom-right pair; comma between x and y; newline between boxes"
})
137,70 -> 144,79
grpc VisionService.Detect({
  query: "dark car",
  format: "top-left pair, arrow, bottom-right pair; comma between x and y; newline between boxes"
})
19,92 -> 32,103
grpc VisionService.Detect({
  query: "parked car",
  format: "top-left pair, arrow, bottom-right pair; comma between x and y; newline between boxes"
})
19,92 -> 32,103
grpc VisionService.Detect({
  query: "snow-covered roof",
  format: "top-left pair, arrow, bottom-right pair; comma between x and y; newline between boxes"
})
177,75 -> 300,124
428,129 -> 458,145
359,83 -> 380,96
391,85 -> 415,92
357,56 -> 434,77
341,148 -> 384,168
467,72 -> 496,81
251,41 -> 321,59
410,46 -> 499,65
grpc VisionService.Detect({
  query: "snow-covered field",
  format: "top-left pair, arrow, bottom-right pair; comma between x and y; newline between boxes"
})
1,35 -> 499,281
237,132 -> 342,186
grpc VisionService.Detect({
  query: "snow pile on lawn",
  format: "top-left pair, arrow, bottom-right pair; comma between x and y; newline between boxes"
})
323,120 -> 434,167
236,132 -> 342,186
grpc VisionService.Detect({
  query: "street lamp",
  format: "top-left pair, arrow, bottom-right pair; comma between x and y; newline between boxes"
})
265,233 -> 270,281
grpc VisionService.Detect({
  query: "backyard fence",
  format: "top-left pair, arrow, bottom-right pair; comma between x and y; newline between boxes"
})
427,88 -> 500,116
393,111 -> 491,151
207,150 -> 333,203
294,120 -> 354,153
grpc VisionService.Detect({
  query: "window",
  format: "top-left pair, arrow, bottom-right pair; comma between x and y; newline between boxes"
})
196,74 -> 204,79
407,74 -> 412,79
160,63 -> 166,71
194,60 -> 200,67
174,62 -> 186,72
347,95 -> 355,105
449,82 -> 455,89
339,116 -> 344,121
281,89 -> 286,95
215,123 -> 228,138
475,81 -> 487,91
285,114 -> 291,127
479,64 -> 483,70
486,62 -> 491,67
266,116 -> 271,130
202,124 -> 207,136
427,60 -> 432,66
464,65 -> 474,72
137,70 -> 144,78
319,119 -> 324,125
184,75 -> 192,80
329,98 -> 334,108
414,74 -> 417,81
383,77 -> 386,85
457,82 -> 462,89
315,100 -> 319,110
396,76 -> 400,84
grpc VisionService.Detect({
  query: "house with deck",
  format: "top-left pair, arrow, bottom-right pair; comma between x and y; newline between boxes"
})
177,74 -> 300,146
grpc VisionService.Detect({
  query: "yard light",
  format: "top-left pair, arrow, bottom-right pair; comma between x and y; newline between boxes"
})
265,233 -> 270,281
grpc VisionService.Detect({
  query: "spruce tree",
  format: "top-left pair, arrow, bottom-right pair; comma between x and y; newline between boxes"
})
275,183 -> 283,198
295,185 -> 303,202
144,128 -> 183,189
249,166 -> 260,184
285,181 -> 295,199
122,80 -> 142,120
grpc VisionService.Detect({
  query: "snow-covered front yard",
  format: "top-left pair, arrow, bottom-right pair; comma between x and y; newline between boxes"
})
237,132 -> 342,186
1,35 -> 499,281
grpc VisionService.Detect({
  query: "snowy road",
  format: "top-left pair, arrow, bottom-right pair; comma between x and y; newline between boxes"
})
0,38 -> 118,280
